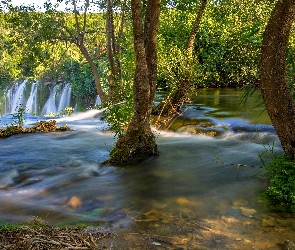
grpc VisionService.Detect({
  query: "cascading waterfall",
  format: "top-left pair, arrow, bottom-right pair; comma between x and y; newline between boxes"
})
25,81 -> 39,114
6,80 -> 28,113
95,95 -> 101,106
3,81 -> 75,116
57,83 -> 72,112
41,84 -> 61,115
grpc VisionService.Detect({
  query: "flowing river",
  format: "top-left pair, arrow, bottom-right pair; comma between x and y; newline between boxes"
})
1,88 -> 294,249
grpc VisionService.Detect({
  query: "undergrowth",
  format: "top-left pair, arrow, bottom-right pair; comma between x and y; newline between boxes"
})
261,151 -> 295,212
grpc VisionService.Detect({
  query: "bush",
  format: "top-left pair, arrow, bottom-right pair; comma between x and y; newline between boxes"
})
103,86 -> 134,138
263,154 -> 295,212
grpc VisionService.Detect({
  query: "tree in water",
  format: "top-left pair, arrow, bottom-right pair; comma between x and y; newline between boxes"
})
259,0 -> 295,159
105,0 -> 160,164
153,0 -> 207,117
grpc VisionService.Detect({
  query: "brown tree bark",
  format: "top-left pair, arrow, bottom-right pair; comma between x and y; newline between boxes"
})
79,44 -> 107,103
259,0 -> 295,159
72,0 -> 107,105
153,0 -> 207,117
186,0 -> 207,58
106,0 -> 160,165
106,0 -> 124,101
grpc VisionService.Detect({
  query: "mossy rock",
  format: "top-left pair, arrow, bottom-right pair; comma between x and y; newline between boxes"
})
0,120 -> 71,139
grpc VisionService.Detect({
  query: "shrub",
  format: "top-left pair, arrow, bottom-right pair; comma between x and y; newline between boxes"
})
262,154 -> 295,212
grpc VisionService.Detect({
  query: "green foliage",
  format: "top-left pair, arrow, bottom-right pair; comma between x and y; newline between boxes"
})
4,125 -> 23,136
44,111 -> 59,117
60,107 -> 74,116
61,60 -> 98,108
158,45 -> 199,90
12,105 -> 25,126
158,2 -> 274,89
104,85 -> 134,138
0,223 -> 18,232
262,154 -> 295,212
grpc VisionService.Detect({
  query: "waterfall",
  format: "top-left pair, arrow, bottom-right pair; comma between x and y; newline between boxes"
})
4,81 -> 75,116
41,84 -> 60,115
6,80 -> 27,113
57,83 -> 72,112
95,95 -> 101,106
26,82 -> 39,114
42,83 -> 72,116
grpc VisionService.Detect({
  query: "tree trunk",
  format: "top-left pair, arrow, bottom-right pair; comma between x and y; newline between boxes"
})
259,0 -> 295,159
106,0 -> 124,102
106,0 -> 160,165
72,0 -> 107,105
153,0 -> 207,117
186,0 -> 207,58
79,44 -> 107,104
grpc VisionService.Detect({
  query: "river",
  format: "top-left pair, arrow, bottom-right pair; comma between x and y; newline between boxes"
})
0,88 -> 294,249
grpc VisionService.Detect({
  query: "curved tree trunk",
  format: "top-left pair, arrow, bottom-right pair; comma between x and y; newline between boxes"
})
79,44 -> 107,104
259,0 -> 295,159
72,0 -> 107,105
106,0 -> 160,165
153,0 -> 207,117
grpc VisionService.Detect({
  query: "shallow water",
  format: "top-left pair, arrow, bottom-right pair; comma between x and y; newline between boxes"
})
1,88 -> 294,249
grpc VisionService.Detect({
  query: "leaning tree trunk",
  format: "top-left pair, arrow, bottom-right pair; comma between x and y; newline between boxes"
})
106,0 -> 160,165
79,44 -> 107,104
72,0 -> 107,105
259,0 -> 295,159
153,0 -> 207,116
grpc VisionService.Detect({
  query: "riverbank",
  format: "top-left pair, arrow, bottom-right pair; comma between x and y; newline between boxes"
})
1,216 -> 295,250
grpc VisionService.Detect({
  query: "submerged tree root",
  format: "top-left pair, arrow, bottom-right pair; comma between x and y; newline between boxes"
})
105,130 -> 159,165
0,120 -> 71,138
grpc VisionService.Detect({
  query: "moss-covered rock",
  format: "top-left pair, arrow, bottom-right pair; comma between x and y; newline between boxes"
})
0,120 -> 71,138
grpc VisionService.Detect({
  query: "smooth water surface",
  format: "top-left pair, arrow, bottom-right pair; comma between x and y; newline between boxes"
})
1,88 -> 294,249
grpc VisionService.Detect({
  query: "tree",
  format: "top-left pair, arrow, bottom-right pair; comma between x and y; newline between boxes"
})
105,0 -> 124,102
106,0 -> 160,164
153,0 -> 207,117
4,0 -> 108,104
259,0 -> 295,159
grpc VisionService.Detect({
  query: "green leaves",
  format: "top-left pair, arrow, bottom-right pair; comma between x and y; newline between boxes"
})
61,60 -> 97,108
263,154 -> 295,212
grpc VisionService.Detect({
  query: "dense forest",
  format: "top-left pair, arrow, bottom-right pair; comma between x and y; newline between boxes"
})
0,0 -> 280,103
1,0 -> 286,133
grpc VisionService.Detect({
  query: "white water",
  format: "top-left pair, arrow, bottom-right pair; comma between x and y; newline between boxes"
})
1,89 -> 294,249
57,83 -> 72,112
25,81 -> 39,114
3,81 -> 74,115
7,80 -> 27,113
